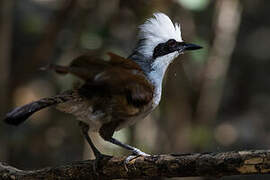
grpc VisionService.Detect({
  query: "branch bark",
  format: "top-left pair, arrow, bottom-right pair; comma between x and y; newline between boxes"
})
1,150 -> 270,179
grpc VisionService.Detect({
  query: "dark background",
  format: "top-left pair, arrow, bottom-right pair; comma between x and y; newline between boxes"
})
1,0 -> 270,179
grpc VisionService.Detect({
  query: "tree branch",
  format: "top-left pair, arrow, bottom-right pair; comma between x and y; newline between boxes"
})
1,150 -> 270,179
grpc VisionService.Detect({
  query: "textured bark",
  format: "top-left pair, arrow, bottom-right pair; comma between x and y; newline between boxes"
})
1,150 -> 270,179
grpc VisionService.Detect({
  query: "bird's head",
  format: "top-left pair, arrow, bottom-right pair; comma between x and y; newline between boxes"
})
130,13 -> 202,74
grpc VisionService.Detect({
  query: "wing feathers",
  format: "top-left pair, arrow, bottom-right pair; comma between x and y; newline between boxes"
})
48,51 -> 154,108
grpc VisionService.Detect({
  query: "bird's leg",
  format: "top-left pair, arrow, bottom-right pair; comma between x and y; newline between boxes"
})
78,121 -> 111,172
78,121 -> 102,158
107,137 -> 150,168
108,137 -> 150,157
99,123 -> 150,169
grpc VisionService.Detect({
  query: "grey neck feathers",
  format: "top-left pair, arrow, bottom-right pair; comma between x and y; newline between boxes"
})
128,51 -> 177,85
128,51 -> 152,74
128,51 -> 178,106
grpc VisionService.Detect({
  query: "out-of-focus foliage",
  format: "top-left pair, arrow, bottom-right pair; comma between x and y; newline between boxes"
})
1,0 -> 270,180
177,0 -> 210,11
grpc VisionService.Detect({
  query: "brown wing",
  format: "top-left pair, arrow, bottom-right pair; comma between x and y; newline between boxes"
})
106,52 -> 142,70
73,53 -> 154,117
49,51 -> 153,113
79,65 -> 154,108
47,54 -> 109,80
48,52 -> 141,81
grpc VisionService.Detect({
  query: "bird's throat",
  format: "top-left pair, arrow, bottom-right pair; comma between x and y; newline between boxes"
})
130,52 -> 178,107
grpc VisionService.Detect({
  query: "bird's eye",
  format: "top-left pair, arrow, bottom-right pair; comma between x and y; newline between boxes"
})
167,39 -> 177,47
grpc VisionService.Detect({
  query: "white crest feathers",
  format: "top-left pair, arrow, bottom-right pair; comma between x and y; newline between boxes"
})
137,13 -> 183,58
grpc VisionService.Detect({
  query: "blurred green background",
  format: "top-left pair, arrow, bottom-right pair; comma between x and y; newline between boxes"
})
1,0 -> 270,179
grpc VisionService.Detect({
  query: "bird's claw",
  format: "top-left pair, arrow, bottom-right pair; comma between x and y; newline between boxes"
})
124,149 -> 150,171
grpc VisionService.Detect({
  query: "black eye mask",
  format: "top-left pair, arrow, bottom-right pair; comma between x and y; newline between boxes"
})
153,39 -> 202,59
153,39 -> 184,59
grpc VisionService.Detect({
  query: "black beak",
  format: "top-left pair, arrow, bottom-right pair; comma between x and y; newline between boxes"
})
182,42 -> 202,51
176,42 -> 202,53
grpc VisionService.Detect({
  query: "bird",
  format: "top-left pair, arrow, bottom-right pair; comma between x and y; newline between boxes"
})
4,13 -> 202,164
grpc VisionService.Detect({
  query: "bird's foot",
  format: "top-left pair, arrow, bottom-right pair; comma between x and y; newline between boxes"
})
124,148 -> 150,171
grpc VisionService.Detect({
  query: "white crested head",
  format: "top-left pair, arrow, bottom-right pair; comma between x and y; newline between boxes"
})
136,13 -> 183,58
128,13 -> 202,107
